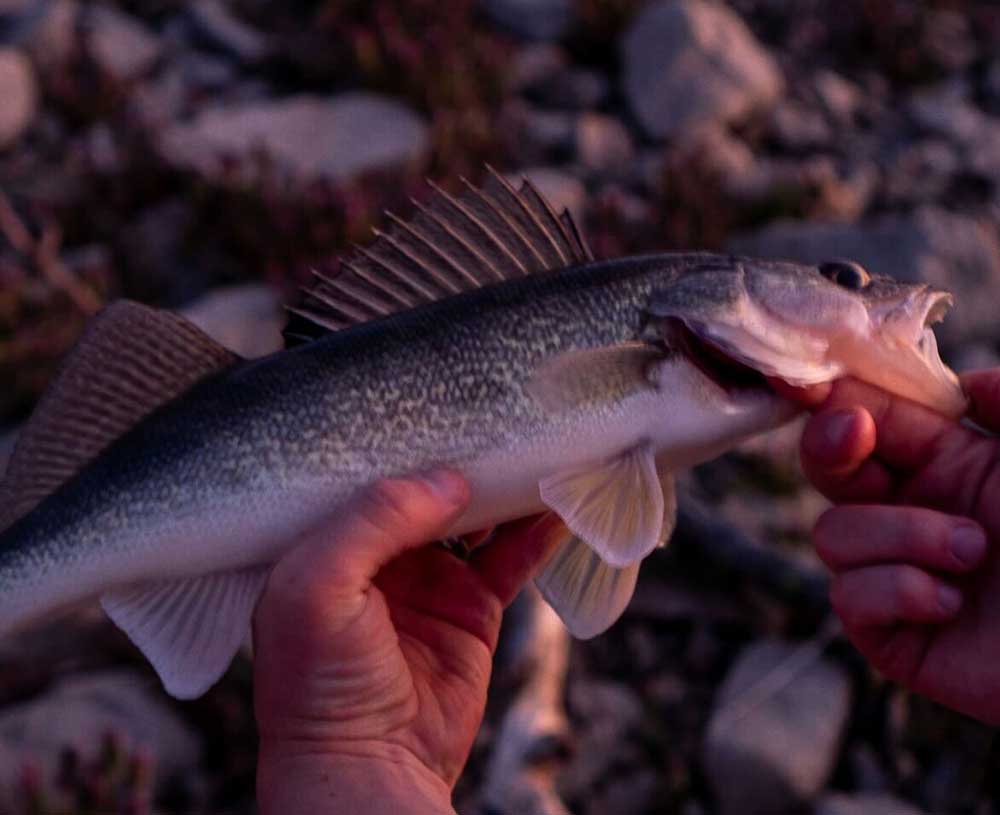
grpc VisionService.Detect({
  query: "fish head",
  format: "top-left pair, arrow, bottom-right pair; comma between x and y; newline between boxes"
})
647,257 -> 967,417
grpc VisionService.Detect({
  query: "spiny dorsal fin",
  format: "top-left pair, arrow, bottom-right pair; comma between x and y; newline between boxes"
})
287,167 -> 592,341
0,301 -> 238,529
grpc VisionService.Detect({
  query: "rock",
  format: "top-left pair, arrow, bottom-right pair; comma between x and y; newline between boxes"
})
514,103 -> 575,160
816,794 -> 928,815
907,81 -> 986,145
728,208 -> 1000,350
0,671 -> 202,811
509,42 -> 567,94
482,0 -> 573,41
187,0 -> 270,64
160,92 -> 429,183
883,139 -> 959,207
812,70 -> 860,123
622,0 -> 783,139
576,112 -> 634,174
769,101 -> 831,151
701,639 -> 851,815
9,0 -> 75,70
83,4 -> 162,82
514,166 -> 586,226
0,47 -> 35,148
180,284 -> 285,358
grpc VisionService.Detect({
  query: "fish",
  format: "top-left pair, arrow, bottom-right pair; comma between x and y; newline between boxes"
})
0,169 -> 965,699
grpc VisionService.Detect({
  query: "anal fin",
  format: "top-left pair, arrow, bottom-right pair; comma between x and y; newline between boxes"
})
101,566 -> 270,700
535,535 -> 640,639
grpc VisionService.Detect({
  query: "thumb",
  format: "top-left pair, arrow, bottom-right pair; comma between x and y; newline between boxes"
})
259,470 -> 470,627
961,369 -> 1000,433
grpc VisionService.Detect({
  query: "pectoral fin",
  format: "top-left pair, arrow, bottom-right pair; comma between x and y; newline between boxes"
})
534,534 -> 639,638
539,443 -> 663,568
101,566 -> 270,700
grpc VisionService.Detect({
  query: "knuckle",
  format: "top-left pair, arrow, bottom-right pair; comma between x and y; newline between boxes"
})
891,566 -> 931,615
360,478 -> 423,533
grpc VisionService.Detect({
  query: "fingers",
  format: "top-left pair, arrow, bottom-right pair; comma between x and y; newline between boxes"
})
815,506 -> 988,574
817,378 -> 954,471
262,470 -> 471,621
800,405 -> 893,502
471,513 -> 567,607
830,565 -> 963,628
961,368 -> 1000,432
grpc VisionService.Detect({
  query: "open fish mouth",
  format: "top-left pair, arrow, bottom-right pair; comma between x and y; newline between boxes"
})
659,317 -> 774,397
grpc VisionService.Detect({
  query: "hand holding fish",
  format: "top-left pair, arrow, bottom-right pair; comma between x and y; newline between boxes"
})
794,373 -> 1000,725
253,470 -> 562,815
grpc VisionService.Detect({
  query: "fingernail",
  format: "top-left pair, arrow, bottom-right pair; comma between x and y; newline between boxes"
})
423,469 -> 468,505
937,583 -> 963,614
823,410 -> 856,449
950,524 -> 987,566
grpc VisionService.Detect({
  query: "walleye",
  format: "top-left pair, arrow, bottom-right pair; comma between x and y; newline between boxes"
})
0,170 -> 965,698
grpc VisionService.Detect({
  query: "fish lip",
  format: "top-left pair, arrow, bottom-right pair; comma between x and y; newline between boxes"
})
918,287 -> 954,328
659,317 -> 776,399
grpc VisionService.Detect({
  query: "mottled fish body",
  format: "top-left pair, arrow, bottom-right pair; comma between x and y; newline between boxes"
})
0,171 -> 965,698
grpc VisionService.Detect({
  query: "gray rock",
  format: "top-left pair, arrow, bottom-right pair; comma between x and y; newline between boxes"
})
187,0 -> 270,64
514,102 -> 575,160
181,284 -> 285,358
83,4 -> 162,82
816,794 -> 927,815
883,139 -> 959,207
812,70 -> 861,123
0,47 -> 35,148
514,166 -> 586,226
622,0 -> 782,139
907,82 -> 986,145
770,101 -> 831,151
576,112 -> 634,174
0,671 -> 202,811
482,0 -> 573,41
160,92 -> 429,183
729,208 -> 1000,350
509,42 -> 567,93
702,639 -> 851,815
8,0 -> 75,69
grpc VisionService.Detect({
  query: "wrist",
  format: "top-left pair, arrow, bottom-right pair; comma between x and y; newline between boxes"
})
257,741 -> 456,815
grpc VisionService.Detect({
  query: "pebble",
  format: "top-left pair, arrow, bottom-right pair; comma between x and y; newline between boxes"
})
621,0 -> 783,139
576,112 -> 634,174
0,47 -> 35,149
482,0 -> 574,41
83,4 -> 162,82
701,639 -> 851,815
159,92 -> 429,183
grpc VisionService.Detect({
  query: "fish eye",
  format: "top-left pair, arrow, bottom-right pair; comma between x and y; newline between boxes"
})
818,260 -> 871,290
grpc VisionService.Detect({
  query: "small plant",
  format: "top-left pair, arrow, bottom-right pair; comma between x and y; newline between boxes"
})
17,731 -> 153,815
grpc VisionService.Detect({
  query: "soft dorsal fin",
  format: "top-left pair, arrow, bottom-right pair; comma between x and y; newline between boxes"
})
0,301 -> 237,528
285,166 -> 592,341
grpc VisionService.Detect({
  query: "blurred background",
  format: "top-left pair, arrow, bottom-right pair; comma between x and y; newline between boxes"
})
2,0 -> 1000,813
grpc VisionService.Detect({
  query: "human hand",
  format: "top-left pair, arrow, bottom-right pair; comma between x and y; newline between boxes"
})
786,372 -> 1000,724
252,471 -> 563,814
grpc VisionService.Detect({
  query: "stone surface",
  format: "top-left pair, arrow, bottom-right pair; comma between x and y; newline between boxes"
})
816,794 -> 928,815
160,92 -> 429,183
728,208 -> 1000,350
701,639 -> 851,815
482,0 -> 573,41
181,284 -> 285,358
187,0 -> 270,63
0,671 -> 202,811
622,0 -> 782,139
576,112 -> 634,174
84,4 -> 162,81
0,47 -> 35,148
